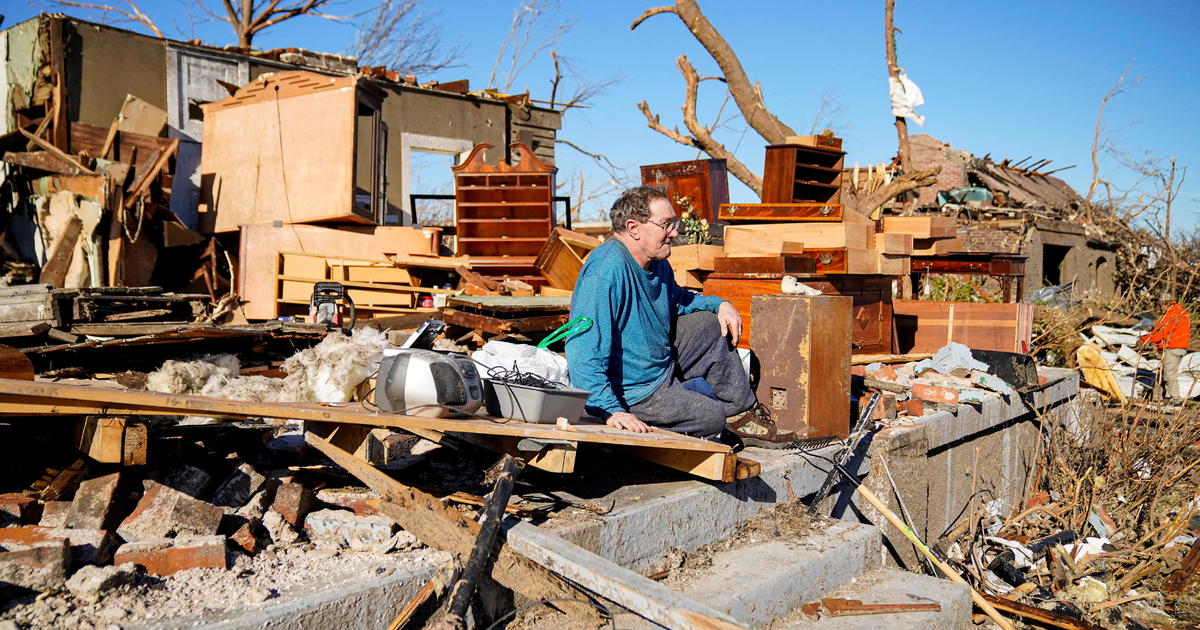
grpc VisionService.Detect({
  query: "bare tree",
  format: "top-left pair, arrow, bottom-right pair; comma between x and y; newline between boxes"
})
43,0 -> 164,37
198,0 -> 346,49
631,0 -> 940,216
884,0 -> 910,172
347,0 -> 463,75
1087,67 -> 1143,208
487,0 -> 574,93
808,87 -> 848,136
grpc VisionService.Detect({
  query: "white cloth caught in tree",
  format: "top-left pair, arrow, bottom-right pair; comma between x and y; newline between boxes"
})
888,71 -> 926,126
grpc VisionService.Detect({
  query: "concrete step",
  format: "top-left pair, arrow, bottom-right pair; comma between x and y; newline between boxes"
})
677,521 -> 883,627
777,568 -> 973,630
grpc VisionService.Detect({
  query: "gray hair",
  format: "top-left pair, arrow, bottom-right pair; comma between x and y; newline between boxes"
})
609,185 -> 669,233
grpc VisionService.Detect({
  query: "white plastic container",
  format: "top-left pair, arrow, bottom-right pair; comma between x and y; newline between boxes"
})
483,379 -> 590,423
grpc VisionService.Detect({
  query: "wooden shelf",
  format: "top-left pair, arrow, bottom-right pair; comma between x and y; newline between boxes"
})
456,201 -> 550,207
762,141 -> 845,205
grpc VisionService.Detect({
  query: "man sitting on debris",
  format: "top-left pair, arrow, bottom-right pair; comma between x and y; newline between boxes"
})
1140,300 -> 1191,401
564,185 -> 795,447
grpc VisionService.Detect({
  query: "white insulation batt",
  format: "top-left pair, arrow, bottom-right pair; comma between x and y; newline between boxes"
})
146,328 -> 388,404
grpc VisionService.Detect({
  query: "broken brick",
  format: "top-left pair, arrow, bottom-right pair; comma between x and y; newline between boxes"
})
304,509 -> 396,552
38,501 -> 71,528
117,482 -> 224,542
65,563 -> 136,603
229,518 -> 266,554
212,464 -> 266,508
261,510 -> 301,547
114,536 -> 227,576
0,493 -> 42,525
0,540 -> 71,591
0,526 -> 116,565
850,365 -> 867,377
912,383 -> 961,404
899,400 -> 925,417
315,487 -> 382,516
271,482 -> 314,528
64,473 -> 124,531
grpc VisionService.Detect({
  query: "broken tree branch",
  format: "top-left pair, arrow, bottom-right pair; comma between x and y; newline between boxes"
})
631,0 -> 795,144
636,55 -> 763,195
844,165 -> 941,220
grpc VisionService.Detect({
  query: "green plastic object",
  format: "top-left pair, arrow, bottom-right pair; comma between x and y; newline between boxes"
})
538,316 -> 592,349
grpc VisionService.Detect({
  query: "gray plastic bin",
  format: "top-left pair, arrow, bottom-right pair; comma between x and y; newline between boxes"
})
483,379 -> 590,423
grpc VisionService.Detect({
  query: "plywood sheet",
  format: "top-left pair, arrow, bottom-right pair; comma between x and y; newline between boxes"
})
722,223 -> 872,256
200,82 -> 358,232
239,224 -> 439,320
892,300 -> 1034,353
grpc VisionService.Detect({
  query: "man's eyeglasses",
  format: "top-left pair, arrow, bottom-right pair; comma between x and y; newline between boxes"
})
643,217 -> 681,232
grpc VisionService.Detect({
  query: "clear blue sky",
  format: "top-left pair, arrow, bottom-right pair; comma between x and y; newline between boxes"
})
8,0 -> 1198,228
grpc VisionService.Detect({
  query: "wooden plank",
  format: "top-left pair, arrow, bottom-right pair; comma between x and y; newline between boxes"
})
505,520 -> 749,630
3,151 -> 86,175
74,416 -> 126,463
447,295 -> 571,312
38,214 -> 83,287
303,431 -> 602,623
881,216 -> 958,239
616,445 -> 738,482
874,232 -> 913,255
441,308 -> 569,335
979,594 -> 1103,630
387,253 -> 471,269
277,275 -> 453,294
893,300 -> 1032,353
722,223 -> 872,256
669,244 -> 725,272
0,379 -> 731,454
123,138 -> 178,209
0,346 -> 35,381
18,128 -> 93,175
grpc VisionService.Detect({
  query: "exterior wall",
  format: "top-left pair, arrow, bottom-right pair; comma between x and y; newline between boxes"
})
959,222 -> 1024,255
909,134 -> 970,205
64,20 -> 167,127
1026,219 -> 1116,298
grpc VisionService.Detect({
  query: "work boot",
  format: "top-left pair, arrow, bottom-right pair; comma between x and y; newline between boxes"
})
727,402 -> 798,449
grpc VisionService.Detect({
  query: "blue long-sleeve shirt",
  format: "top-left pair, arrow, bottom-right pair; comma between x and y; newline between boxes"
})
564,239 -> 726,418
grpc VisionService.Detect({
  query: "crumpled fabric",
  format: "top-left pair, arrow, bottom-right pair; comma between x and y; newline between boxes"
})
889,71 -> 926,126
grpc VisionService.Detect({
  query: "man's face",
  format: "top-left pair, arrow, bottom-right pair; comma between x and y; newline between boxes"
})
636,198 -> 678,262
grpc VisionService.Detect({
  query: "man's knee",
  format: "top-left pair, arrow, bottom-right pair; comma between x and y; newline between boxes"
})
676,310 -> 721,341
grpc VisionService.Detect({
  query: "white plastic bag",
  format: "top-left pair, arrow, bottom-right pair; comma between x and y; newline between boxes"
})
471,340 -> 569,385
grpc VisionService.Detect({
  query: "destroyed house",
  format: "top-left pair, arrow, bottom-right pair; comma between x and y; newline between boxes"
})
0,14 -> 562,231
907,134 -> 1118,298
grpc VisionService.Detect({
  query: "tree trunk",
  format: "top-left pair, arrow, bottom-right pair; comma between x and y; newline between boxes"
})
884,0 -> 911,172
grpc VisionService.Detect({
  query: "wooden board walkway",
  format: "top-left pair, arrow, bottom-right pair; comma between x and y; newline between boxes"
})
0,378 -> 757,482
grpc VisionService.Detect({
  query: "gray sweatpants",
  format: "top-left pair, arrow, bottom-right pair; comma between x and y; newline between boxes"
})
628,311 -> 757,438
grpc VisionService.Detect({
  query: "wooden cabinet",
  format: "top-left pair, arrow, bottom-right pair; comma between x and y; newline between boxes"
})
452,142 -> 556,285
703,273 -> 893,354
761,143 -> 845,205
751,295 -> 852,439
640,159 -> 729,226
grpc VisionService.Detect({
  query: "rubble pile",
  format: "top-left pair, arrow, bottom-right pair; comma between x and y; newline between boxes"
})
1080,324 -> 1200,400
940,401 -> 1200,628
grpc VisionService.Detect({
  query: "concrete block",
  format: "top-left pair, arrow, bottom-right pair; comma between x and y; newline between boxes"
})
152,465 -> 213,498
304,509 -> 396,552
212,463 -> 266,508
117,481 -> 224,542
681,522 -> 882,626
65,563 -> 137,603
0,493 -> 42,524
262,510 -> 302,547
781,568 -> 972,630
316,487 -> 382,516
0,526 -> 117,565
114,536 -> 227,576
38,501 -> 71,528
64,473 -> 124,530
0,540 -> 71,591
271,482 -> 314,527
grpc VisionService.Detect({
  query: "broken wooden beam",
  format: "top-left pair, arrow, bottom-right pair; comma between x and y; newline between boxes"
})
505,519 -> 748,629
303,432 -> 602,623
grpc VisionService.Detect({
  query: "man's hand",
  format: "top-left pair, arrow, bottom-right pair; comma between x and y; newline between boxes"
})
716,301 -> 743,344
606,411 -> 652,433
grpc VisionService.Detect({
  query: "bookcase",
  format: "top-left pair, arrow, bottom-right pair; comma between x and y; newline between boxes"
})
452,142 -> 556,285
760,143 -> 846,205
